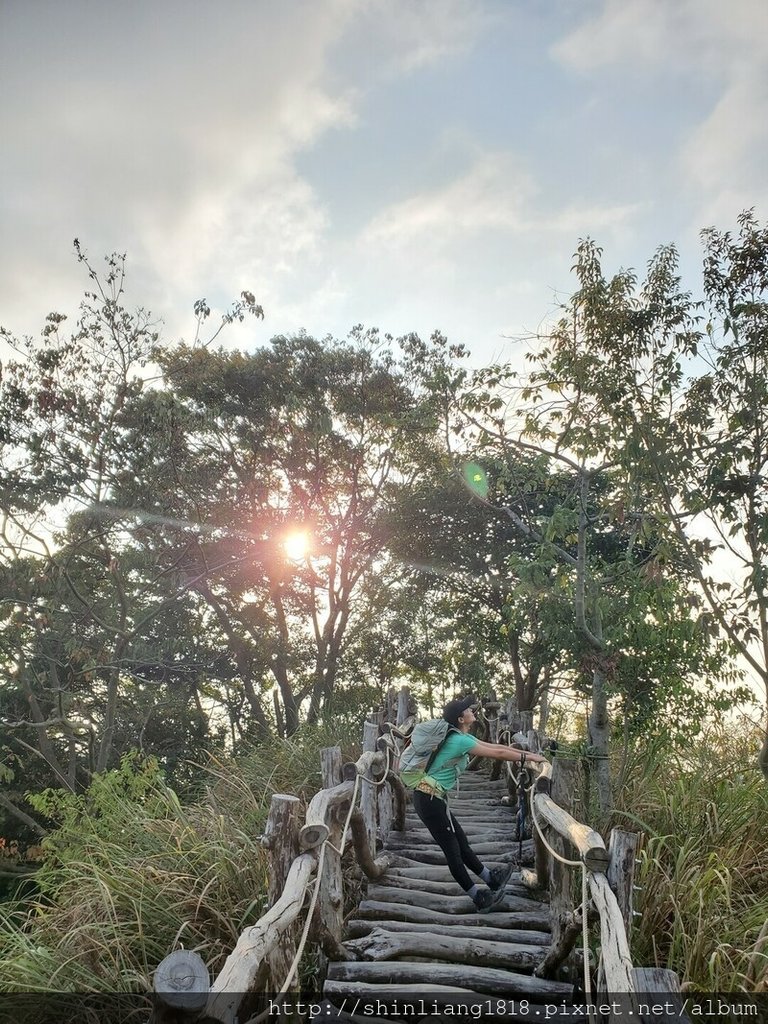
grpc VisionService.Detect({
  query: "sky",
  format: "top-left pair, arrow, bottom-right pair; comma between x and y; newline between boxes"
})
1,0 -> 767,368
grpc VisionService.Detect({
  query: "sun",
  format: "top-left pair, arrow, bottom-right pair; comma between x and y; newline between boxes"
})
283,530 -> 310,561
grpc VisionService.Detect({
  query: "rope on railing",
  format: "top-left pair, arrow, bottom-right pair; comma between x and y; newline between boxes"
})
507,757 -> 594,1015
242,745 -> 399,1024
242,772 -> 364,1024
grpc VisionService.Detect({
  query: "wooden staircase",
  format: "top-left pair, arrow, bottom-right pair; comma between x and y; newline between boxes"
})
323,770 -> 575,1017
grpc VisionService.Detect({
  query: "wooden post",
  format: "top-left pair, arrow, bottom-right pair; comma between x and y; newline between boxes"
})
264,794 -> 301,990
396,685 -> 410,726
548,758 -> 583,975
522,769 -> 551,892
376,762 -> 395,841
361,721 -> 380,852
321,746 -> 343,789
153,950 -> 210,1022
488,700 -> 501,780
487,706 -> 500,743
607,829 -> 640,939
631,968 -> 690,1023
386,685 -> 397,723
315,808 -> 344,978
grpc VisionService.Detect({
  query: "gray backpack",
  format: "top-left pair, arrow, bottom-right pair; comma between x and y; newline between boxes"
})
398,719 -> 462,788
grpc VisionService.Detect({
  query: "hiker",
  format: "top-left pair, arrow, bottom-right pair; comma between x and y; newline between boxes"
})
411,695 -> 547,913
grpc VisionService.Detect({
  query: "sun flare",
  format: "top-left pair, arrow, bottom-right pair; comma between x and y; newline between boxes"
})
283,531 -> 309,560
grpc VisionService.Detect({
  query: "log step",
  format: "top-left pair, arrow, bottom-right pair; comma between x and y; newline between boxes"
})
326,960 -> 573,997
375,872 -> 537,899
345,918 -> 553,946
357,900 -> 551,931
380,847 -> 523,866
385,847 -> 536,872
385,840 -> 518,857
366,885 -> 546,915
384,864 -> 524,881
346,925 -> 550,970
386,828 -> 517,843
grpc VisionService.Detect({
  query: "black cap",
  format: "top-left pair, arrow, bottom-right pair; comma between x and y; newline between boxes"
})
442,694 -> 477,727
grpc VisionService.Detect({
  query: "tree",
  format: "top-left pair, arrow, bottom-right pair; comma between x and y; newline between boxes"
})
386,448 -> 575,717
121,326 -> 435,735
404,253 -> 747,810
0,248 -> 264,830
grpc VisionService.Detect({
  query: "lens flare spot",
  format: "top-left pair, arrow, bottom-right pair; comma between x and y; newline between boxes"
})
463,462 -> 489,499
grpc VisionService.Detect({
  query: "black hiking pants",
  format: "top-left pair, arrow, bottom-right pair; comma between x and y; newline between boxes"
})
412,789 -> 484,891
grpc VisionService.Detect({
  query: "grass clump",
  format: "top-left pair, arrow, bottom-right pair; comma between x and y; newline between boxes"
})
612,721 -> 768,991
0,720 -> 362,995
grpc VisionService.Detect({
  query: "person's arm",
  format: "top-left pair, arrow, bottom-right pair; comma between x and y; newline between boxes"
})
470,739 -> 547,764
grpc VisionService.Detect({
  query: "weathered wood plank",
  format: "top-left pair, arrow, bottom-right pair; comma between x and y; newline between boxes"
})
345,918 -> 552,946
300,780 -> 354,849
534,784 -> 610,872
326,960 -> 573,997
588,872 -> 635,996
347,927 -> 550,971
206,852 -> 315,1023
366,885 -> 546,915
357,900 -> 551,931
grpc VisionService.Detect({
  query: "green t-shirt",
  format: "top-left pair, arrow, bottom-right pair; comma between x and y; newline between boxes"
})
426,731 -> 478,793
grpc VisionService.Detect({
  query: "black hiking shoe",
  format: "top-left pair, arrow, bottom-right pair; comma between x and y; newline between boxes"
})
472,886 -> 506,914
488,863 -> 514,891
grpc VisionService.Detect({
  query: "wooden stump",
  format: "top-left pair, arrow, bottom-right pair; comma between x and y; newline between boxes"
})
320,746 -> 343,788
607,828 -> 640,939
360,721 -> 379,852
396,686 -> 410,726
154,950 -> 210,1020
265,794 -> 301,991
548,758 -> 583,976
631,968 -> 690,1023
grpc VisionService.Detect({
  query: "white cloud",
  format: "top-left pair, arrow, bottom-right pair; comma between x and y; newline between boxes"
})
551,0 -> 768,75
0,0 -> 360,344
362,155 -> 536,247
348,0 -> 495,75
679,70 -> 768,226
552,0 -> 768,234
361,153 -> 643,252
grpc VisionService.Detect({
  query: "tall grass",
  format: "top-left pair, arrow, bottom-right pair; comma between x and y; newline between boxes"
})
0,722 -> 361,995
611,721 -> 768,991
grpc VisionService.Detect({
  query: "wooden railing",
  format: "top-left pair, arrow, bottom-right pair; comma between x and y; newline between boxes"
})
152,691 -> 413,1024
515,746 -> 688,1018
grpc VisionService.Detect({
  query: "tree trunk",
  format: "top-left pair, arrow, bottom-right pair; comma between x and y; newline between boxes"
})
588,662 -> 612,814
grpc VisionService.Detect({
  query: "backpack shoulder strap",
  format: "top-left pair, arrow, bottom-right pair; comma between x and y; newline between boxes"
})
424,724 -> 459,774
